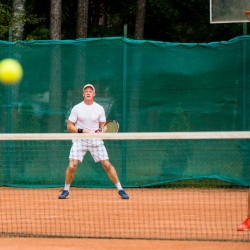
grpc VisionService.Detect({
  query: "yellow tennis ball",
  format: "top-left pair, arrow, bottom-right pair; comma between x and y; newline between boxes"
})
0,58 -> 23,85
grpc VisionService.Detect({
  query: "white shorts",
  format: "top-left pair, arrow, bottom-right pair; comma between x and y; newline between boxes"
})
69,139 -> 109,163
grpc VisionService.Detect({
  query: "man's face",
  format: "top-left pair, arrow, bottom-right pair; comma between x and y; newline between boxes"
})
83,86 -> 95,100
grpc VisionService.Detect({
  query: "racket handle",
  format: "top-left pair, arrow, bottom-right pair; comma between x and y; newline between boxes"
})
93,130 -> 102,133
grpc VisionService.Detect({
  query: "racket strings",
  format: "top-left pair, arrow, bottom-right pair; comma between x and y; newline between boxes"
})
105,122 -> 119,133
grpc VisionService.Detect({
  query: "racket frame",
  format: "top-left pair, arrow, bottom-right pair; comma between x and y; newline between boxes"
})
95,120 -> 119,133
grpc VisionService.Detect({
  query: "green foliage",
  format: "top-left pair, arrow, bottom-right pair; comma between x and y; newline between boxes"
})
0,0 -> 246,43
25,26 -> 50,41
0,0 -> 12,40
88,25 -> 117,38
145,0 -> 243,42
0,0 -> 48,41
22,0 -> 48,41
106,0 -> 137,33
61,0 -> 77,39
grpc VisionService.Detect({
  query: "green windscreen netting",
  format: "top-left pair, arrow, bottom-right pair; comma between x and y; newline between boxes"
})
0,36 -> 249,187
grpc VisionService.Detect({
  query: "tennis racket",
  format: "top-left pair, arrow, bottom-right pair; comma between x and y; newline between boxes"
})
95,120 -> 119,133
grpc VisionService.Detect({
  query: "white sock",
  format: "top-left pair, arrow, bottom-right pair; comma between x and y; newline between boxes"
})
64,184 -> 70,191
115,182 -> 122,191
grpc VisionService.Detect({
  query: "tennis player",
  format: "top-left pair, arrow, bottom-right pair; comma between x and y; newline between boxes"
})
59,84 -> 129,199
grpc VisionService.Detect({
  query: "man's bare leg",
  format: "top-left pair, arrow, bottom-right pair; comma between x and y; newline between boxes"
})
58,158 -> 78,199
100,159 -> 129,199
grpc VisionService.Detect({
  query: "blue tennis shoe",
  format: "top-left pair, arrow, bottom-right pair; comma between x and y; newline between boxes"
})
59,190 -> 69,199
118,189 -> 129,199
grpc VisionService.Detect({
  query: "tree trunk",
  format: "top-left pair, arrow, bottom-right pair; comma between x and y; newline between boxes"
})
50,0 -> 62,40
134,0 -> 146,40
49,1 -> 62,136
12,0 -> 26,42
76,0 -> 89,38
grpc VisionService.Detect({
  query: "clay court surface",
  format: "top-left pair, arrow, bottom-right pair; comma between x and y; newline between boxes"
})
1,186 -> 249,248
0,238 -> 250,250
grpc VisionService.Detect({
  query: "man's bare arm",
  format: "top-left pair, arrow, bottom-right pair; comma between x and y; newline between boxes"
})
67,120 -> 92,133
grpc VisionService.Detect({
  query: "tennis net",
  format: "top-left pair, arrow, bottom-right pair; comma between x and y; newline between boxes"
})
0,132 -> 250,241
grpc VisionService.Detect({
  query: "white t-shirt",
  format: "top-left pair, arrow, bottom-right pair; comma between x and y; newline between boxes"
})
69,101 -> 106,130
68,101 -> 106,145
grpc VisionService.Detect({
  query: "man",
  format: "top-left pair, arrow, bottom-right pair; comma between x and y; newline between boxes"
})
59,84 -> 129,199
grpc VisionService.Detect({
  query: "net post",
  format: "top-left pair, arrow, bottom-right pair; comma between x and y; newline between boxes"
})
8,26 -> 12,41
122,24 -> 128,183
245,11 -> 250,35
243,23 -> 247,35
123,24 -> 127,38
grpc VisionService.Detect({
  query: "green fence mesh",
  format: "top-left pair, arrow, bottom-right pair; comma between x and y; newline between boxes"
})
0,36 -> 250,187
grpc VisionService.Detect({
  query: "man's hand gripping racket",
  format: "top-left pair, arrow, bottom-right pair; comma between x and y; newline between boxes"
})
95,120 -> 119,133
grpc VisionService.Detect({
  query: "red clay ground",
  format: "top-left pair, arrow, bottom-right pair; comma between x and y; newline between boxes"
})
0,238 -> 250,250
1,187 -> 249,243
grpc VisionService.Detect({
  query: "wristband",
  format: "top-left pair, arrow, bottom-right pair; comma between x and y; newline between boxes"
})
78,129 -> 83,133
